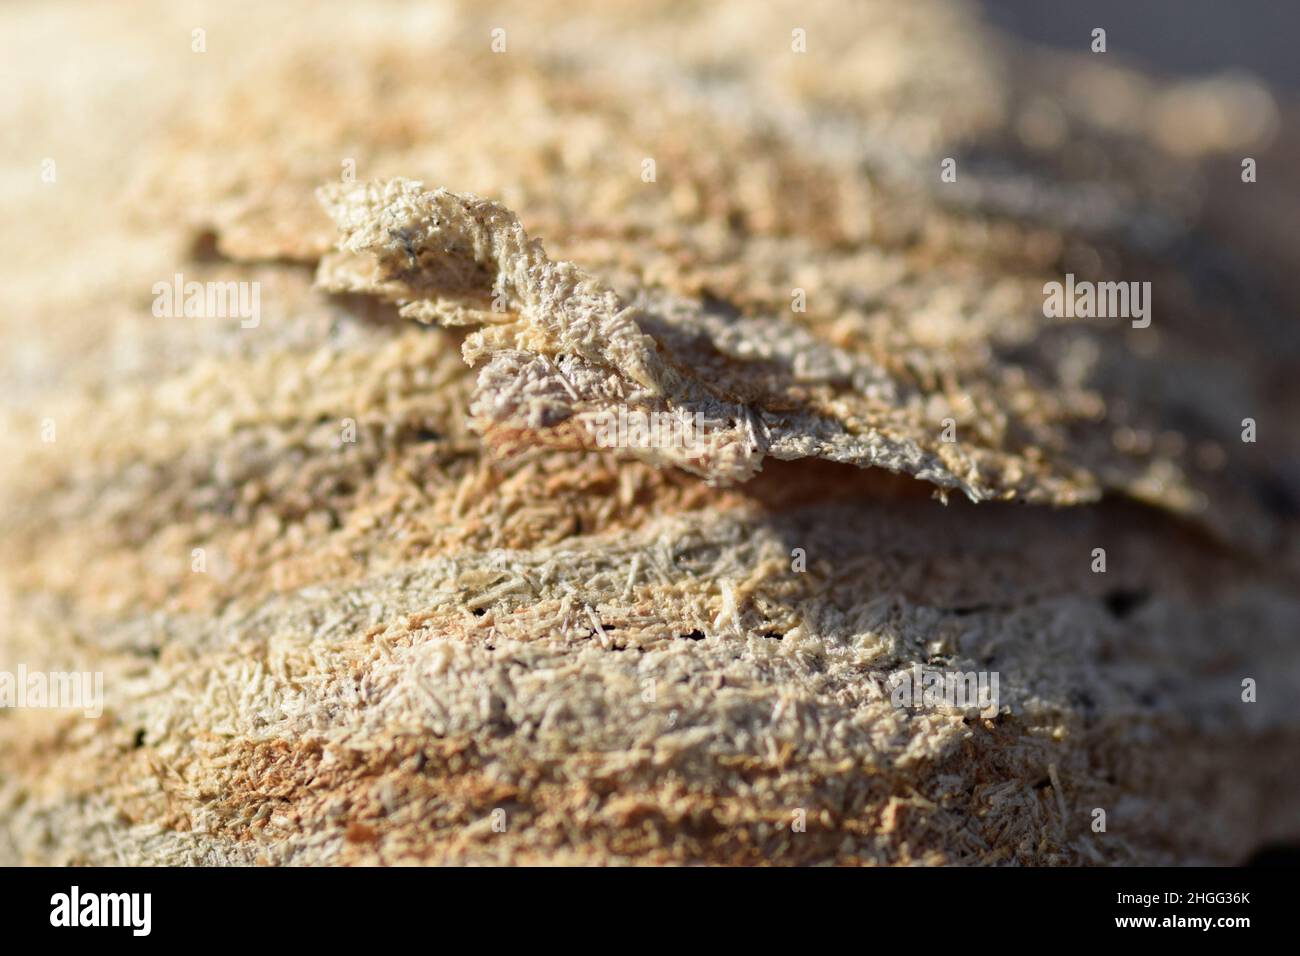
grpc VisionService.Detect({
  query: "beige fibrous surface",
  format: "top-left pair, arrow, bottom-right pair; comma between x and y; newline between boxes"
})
1,0 -> 1299,865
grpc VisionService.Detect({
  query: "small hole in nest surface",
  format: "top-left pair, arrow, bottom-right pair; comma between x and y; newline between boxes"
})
1103,589 -> 1150,619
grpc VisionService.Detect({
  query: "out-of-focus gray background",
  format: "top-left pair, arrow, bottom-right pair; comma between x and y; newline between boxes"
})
979,0 -> 1299,90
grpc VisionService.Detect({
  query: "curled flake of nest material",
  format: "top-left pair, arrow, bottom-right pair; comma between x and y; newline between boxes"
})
315,178 -> 1253,547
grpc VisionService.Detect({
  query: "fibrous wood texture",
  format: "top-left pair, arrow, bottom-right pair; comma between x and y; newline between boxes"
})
1,0 -> 1298,865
